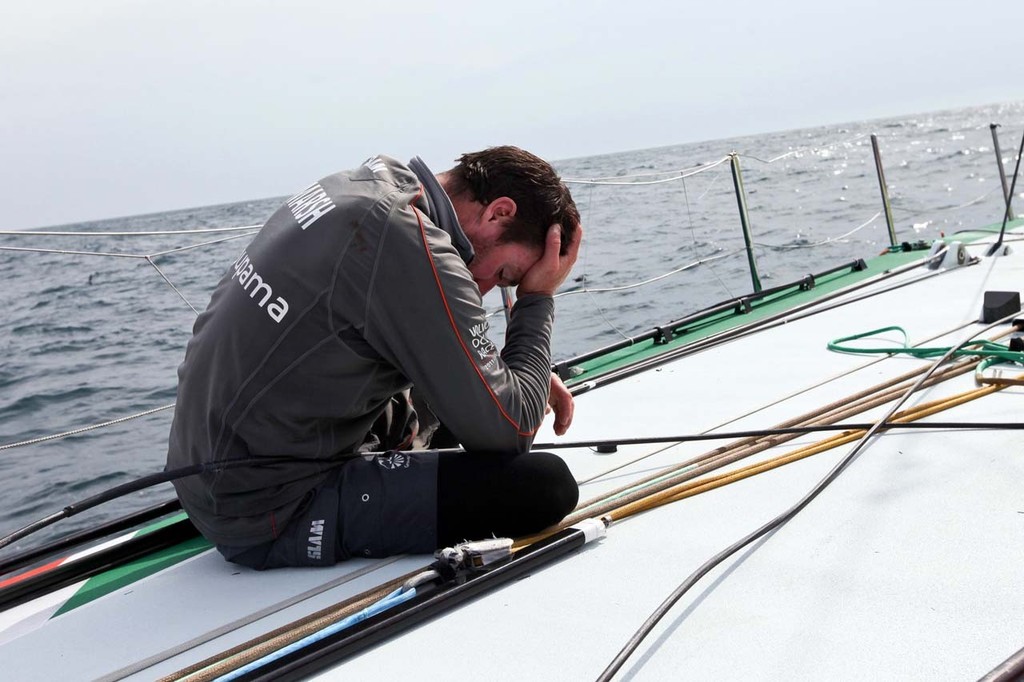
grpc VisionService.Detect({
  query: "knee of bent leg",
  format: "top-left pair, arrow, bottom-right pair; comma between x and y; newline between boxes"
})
522,452 -> 579,523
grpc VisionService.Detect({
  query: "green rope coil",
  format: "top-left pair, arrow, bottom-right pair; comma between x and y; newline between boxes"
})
828,325 -> 1024,364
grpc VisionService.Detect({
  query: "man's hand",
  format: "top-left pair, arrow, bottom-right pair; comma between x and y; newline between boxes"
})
545,372 -> 574,436
517,223 -> 583,297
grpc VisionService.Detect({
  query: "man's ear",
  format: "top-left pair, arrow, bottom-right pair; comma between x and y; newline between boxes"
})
485,197 -> 517,223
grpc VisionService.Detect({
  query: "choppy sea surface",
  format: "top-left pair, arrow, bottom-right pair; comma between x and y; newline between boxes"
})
2,101 -> 1023,552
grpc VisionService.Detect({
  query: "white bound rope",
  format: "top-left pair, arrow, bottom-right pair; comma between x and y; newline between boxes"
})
0,404 -> 176,451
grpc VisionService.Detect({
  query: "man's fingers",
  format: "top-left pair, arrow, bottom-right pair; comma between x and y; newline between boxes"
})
555,398 -> 574,435
517,223 -> 580,297
566,224 -> 583,262
548,372 -> 574,436
544,224 -> 562,265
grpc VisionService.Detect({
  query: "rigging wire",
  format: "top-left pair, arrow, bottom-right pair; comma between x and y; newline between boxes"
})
682,173 -> 735,299
146,256 -> 200,315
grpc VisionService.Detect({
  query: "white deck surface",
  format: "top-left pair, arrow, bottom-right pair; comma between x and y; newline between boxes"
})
4,234 -> 1024,680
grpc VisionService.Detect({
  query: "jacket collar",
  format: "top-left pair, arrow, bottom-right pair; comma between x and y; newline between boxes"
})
408,156 -> 475,265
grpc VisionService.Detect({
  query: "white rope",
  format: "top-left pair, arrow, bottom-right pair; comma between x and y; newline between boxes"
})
736,135 -> 869,166
554,249 -> 742,298
148,231 -> 257,258
0,404 -> 176,451
754,212 -> 882,250
891,183 -> 1002,216
0,245 -> 148,258
563,157 -> 730,186
0,232 -> 255,260
561,132 -> 870,187
0,224 -> 262,237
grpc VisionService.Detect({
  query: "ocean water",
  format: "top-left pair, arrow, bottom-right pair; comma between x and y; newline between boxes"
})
1,101 -> 1022,552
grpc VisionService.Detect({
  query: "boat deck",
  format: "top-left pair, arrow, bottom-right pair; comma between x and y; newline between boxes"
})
3,227 -> 1023,680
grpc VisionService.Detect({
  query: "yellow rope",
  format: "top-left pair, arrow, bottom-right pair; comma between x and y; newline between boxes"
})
609,378 -> 1009,520
566,361 -> 977,525
513,371 -> 1014,552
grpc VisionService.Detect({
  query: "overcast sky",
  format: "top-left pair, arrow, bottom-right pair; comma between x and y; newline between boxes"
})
2,0 -> 1022,230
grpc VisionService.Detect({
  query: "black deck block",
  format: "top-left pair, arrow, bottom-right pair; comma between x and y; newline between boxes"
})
982,291 -> 1021,323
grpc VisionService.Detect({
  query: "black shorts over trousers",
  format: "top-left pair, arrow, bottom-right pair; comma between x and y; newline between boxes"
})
217,450 -> 579,570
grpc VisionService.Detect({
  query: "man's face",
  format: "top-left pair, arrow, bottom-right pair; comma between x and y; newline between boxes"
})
468,237 -> 543,296
449,191 -> 543,296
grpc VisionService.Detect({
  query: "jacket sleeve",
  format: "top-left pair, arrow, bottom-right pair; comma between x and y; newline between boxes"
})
359,189 -> 553,454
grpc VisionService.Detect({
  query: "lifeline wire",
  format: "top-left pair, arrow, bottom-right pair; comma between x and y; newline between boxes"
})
595,312 -> 1021,681
0,224 -> 262,236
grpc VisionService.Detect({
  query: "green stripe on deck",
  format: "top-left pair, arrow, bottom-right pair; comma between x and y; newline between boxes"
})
54,516 -> 212,617
565,221 -> 1024,384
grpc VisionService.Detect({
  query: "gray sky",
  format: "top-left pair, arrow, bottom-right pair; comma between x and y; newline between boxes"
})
3,0 -> 1022,230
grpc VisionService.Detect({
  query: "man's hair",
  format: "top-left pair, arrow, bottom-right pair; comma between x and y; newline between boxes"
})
445,146 -> 580,255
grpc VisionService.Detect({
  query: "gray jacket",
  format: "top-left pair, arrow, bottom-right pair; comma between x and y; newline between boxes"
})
166,156 -> 554,546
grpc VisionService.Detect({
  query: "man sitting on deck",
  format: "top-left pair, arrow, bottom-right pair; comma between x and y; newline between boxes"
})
166,146 -> 582,569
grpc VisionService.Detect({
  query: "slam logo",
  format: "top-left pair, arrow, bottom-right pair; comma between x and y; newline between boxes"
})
307,519 -> 326,561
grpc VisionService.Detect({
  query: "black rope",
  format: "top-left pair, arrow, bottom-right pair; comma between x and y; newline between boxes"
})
534,421 -> 1024,451
0,454 -> 359,552
0,498 -> 181,576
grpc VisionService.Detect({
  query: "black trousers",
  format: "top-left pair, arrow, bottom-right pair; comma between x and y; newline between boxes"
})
218,450 -> 579,570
